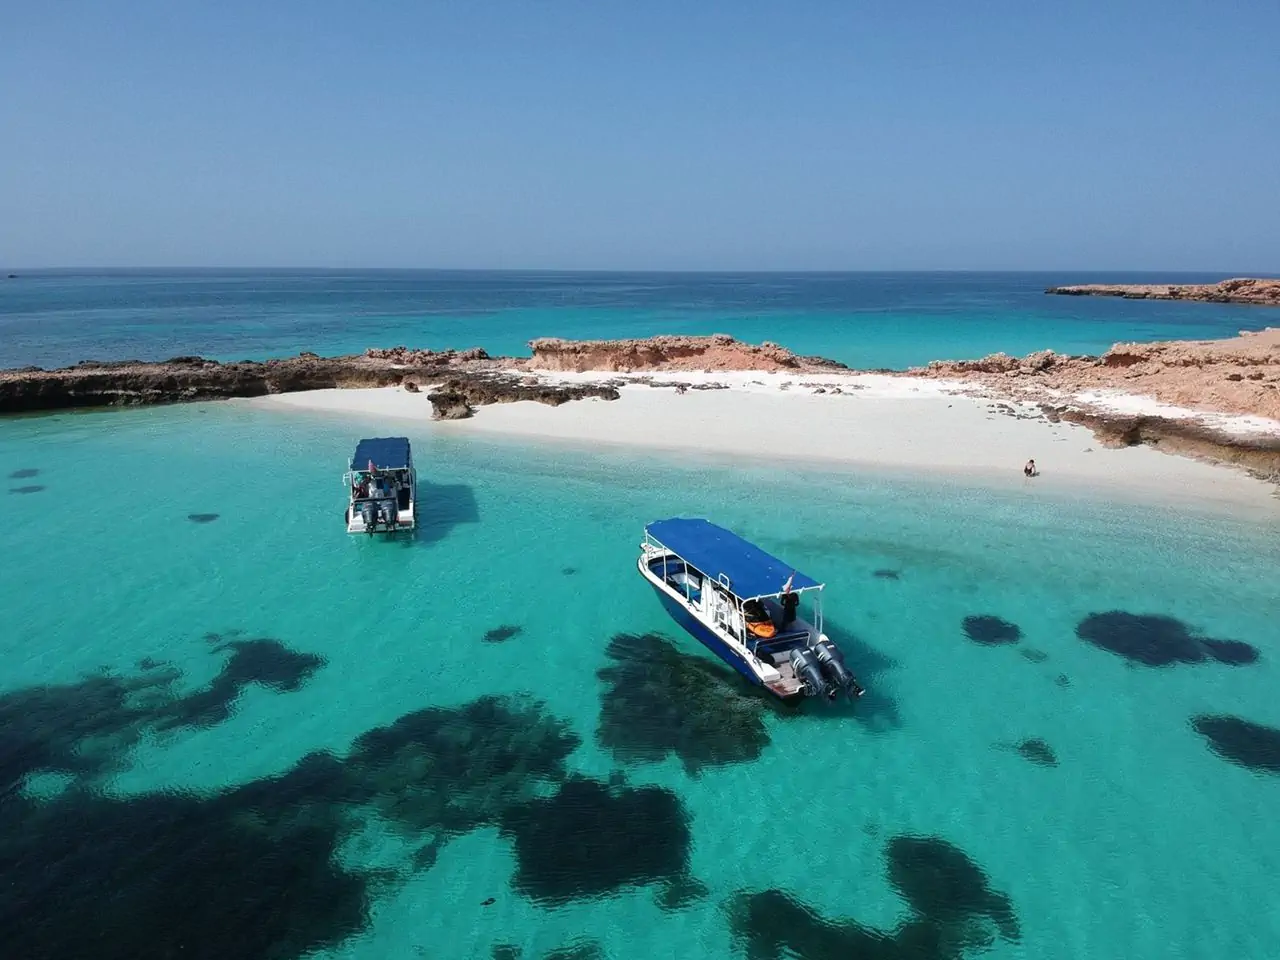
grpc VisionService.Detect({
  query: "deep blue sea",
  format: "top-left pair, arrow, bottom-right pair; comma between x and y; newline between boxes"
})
3,272 -> 1280,960
1,269 -> 1275,370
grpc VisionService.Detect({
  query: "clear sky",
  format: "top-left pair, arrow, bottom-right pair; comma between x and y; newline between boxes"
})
2,0 -> 1278,271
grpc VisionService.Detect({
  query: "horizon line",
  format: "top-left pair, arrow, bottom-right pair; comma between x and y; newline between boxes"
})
4,266 -> 1275,277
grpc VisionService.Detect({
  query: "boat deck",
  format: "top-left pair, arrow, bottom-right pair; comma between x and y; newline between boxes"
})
347,506 -> 415,532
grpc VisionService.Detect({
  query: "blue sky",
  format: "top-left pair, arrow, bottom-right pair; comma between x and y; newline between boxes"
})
2,0 -> 1278,270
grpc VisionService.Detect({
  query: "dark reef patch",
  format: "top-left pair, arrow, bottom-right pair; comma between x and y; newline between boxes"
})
348,695 -> 580,834
9,484 -> 45,494
1,668 -> 588,960
187,512 -> 220,523
158,637 -> 326,729
596,632 -> 773,773
1009,738 -> 1058,767
887,836 -> 1018,940
1076,612 -> 1258,667
961,615 -> 1022,646
544,943 -> 605,960
0,635 -> 328,790
0,779 -> 371,960
1191,715 -> 1280,774
1018,648 -> 1049,663
1199,639 -> 1261,666
561,566 -> 578,576
8,468 -> 40,479
500,776 -> 691,905
656,874 -> 710,911
493,947 -> 523,960
0,673 -> 169,790
482,625 -> 523,644
1054,674 -> 1071,687
873,569 -> 902,580
729,835 -> 1017,960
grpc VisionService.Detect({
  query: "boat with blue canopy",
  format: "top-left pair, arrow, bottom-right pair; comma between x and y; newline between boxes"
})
638,518 -> 864,701
344,437 -> 416,534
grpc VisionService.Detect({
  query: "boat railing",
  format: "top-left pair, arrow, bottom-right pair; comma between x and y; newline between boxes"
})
643,528 -> 827,636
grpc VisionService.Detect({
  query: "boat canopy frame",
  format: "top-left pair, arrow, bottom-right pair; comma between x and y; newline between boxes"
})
349,437 -> 413,472
642,523 -> 825,637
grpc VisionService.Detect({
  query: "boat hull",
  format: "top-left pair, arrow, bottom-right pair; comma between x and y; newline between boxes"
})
648,583 -> 766,688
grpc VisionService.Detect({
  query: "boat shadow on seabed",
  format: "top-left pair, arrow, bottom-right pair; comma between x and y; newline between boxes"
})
392,481 -> 480,548
768,620 -> 902,731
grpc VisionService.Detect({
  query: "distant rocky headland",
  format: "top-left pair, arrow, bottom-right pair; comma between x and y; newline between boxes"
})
1047,277 -> 1280,306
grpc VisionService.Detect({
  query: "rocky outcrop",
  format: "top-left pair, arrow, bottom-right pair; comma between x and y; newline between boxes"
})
427,376 -> 620,420
1054,408 -> 1280,482
0,354 -> 417,413
0,336 -> 846,416
527,334 -> 847,373
912,328 -> 1280,484
1047,278 -> 1280,306
365,346 -> 490,364
916,328 -> 1280,420
0,347 -> 516,414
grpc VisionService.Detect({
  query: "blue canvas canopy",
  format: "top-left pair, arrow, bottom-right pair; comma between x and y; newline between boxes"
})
645,518 -> 822,599
351,437 -> 412,471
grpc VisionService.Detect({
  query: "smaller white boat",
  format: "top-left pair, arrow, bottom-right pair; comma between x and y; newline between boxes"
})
344,437 -> 416,535
638,518 -> 864,701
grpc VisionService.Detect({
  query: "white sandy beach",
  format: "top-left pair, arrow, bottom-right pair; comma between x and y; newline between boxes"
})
248,371 -> 1280,514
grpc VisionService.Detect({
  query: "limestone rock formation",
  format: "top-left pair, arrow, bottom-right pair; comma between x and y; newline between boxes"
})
1047,278 -> 1280,306
914,328 -> 1280,420
527,334 -> 847,373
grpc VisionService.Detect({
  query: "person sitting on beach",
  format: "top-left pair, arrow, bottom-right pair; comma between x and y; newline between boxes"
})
1023,459 -> 1038,478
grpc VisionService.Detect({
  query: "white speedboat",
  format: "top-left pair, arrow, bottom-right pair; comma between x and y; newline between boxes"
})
344,437 -> 416,535
638,518 -> 864,701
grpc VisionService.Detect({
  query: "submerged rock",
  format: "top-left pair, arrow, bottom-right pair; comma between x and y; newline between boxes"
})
729,834 -> 1018,960
1075,611 -> 1258,668
596,632 -> 773,773
1010,738 -> 1058,767
961,615 -> 1022,646
1191,715 -> 1280,774
499,776 -> 692,905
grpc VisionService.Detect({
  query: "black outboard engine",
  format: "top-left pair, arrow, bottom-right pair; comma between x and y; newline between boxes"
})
360,500 -> 378,533
814,638 -> 865,699
790,646 -> 829,698
380,499 -> 396,529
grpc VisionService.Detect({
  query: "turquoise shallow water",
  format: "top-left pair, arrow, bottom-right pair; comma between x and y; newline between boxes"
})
2,270 -> 1275,371
3,403 -> 1279,960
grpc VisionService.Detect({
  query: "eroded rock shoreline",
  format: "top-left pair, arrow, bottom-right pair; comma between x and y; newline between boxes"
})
907,327 -> 1280,485
0,335 -> 842,418
3,332 -> 1279,488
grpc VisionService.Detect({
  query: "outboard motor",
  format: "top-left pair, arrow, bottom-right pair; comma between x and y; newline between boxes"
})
380,499 -> 396,529
790,646 -> 829,698
360,500 -> 378,533
814,638 -> 865,700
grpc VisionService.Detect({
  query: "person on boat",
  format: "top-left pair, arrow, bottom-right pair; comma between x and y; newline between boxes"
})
1023,459 -> 1038,478
780,590 -> 800,627
779,573 -> 799,626
743,599 -> 777,640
